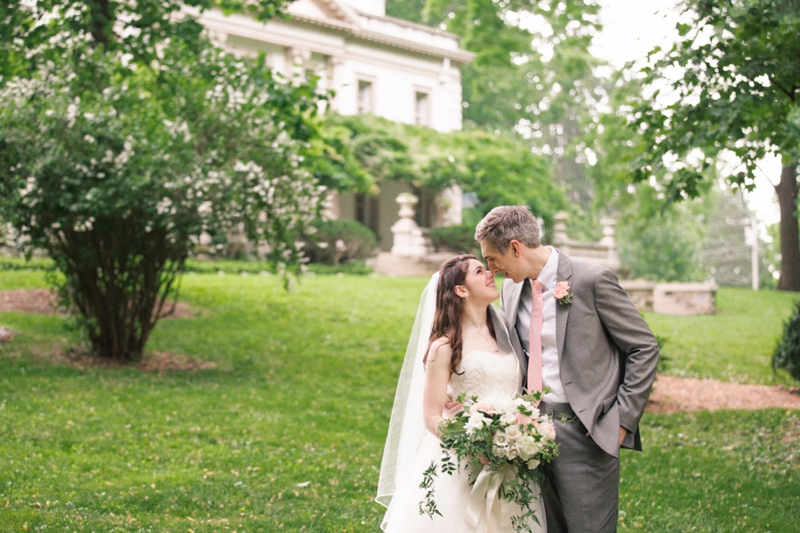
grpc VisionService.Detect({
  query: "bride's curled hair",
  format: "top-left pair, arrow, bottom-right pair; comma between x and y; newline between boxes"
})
425,254 -> 496,375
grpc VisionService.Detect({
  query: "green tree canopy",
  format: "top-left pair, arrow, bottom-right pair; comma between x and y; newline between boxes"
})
633,0 -> 800,290
322,113 -> 567,227
1,0 -> 287,78
418,0 -> 607,214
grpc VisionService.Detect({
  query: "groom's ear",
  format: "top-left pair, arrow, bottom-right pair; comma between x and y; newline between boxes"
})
510,240 -> 523,258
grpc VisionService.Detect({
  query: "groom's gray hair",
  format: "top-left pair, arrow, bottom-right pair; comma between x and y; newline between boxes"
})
474,205 -> 540,254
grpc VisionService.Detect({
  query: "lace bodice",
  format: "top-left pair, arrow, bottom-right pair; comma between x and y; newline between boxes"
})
448,351 -> 522,401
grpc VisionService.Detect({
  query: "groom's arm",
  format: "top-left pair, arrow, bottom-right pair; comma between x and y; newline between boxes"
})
593,268 -> 659,436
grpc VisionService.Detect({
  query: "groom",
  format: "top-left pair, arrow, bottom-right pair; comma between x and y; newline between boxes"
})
475,206 -> 658,533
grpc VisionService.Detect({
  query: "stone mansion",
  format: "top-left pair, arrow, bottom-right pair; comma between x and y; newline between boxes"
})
198,0 -> 474,250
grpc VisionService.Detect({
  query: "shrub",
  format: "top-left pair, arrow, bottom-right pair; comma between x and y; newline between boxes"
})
429,224 -> 480,255
307,261 -> 373,275
182,258 -> 372,276
0,25 -> 322,361
773,300 -> 800,382
304,219 -> 378,265
0,256 -> 56,271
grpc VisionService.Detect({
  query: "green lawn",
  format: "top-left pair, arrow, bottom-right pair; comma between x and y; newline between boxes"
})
0,271 -> 798,532
644,287 -> 798,385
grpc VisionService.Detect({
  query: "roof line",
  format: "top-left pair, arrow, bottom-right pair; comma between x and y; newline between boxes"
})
351,9 -> 462,40
288,13 -> 474,63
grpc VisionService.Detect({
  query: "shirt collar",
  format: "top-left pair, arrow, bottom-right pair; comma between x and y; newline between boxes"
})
535,246 -> 559,291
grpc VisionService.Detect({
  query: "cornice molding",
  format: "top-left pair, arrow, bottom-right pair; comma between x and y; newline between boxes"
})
289,12 -> 474,64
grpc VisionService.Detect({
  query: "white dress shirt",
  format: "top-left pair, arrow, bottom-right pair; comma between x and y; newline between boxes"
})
516,247 -> 567,403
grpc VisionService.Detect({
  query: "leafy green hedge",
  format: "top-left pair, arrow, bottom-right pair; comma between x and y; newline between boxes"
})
0,256 -> 372,276
429,224 -> 481,255
303,219 -> 378,265
773,299 -> 800,382
0,256 -> 56,270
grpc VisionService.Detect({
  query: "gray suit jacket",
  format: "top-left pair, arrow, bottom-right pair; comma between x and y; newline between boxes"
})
500,251 -> 659,458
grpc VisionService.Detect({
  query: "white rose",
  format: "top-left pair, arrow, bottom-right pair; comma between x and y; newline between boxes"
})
465,413 -> 490,435
493,431 -> 510,447
517,436 -> 539,459
526,459 -> 540,470
500,413 -> 517,426
505,425 -> 521,440
538,420 -> 556,441
493,446 -> 507,458
513,397 -> 528,408
506,447 -> 519,460
470,411 -> 490,424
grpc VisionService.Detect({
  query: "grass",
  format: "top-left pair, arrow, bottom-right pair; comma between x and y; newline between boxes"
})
0,255 -> 373,276
0,271 -> 798,532
620,409 -> 799,532
643,287 -> 798,384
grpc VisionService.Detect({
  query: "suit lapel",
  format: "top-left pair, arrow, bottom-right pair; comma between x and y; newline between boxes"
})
556,251 -> 573,358
505,278 -> 525,331
501,278 -> 527,375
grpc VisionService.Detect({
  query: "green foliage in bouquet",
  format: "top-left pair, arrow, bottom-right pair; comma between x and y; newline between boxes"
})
773,299 -> 800,382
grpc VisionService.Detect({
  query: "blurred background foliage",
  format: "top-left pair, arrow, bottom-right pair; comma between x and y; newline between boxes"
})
378,0 -> 782,286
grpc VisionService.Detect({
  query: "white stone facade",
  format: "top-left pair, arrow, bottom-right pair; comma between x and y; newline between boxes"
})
198,0 -> 473,250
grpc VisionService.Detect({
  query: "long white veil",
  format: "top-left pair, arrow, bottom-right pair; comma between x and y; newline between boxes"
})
376,272 -> 439,512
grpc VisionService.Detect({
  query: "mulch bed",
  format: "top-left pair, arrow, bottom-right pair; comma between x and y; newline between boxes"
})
646,375 -> 800,413
0,289 -> 194,318
52,348 -> 217,372
1,289 -> 209,371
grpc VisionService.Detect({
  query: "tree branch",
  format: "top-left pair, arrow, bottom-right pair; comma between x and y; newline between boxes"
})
89,0 -> 112,48
768,74 -> 794,101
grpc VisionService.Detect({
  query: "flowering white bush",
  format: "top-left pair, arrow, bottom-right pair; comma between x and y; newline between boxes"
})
0,0 -> 324,360
420,392 -> 559,533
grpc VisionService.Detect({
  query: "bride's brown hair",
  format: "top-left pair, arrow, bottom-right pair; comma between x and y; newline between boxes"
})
424,254 -> 496,375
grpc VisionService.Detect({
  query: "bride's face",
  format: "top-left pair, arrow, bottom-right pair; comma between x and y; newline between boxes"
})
459,259 -> 499,303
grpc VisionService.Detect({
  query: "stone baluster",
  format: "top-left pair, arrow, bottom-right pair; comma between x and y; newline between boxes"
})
391,193 -> 427,257
600,217 -> 620,269
553,212 -> 569,248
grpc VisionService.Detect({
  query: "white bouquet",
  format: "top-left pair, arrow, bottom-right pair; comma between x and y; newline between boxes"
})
419,391 -> 559,533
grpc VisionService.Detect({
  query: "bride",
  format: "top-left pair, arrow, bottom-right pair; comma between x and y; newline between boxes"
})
376,254 -> 546,533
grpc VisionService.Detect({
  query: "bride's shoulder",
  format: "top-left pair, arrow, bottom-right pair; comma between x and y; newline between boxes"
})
426,336 -> 452,364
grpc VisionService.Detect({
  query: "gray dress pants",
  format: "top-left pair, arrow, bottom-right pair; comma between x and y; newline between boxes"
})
538,401 -> 619,533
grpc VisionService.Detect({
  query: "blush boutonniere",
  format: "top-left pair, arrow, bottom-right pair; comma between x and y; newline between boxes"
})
554,281 -> 572,305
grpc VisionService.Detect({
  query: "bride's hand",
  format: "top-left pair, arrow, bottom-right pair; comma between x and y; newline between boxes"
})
443,399 -> 463,417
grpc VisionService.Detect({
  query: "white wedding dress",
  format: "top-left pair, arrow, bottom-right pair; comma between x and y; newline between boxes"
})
381,350 -> 546,533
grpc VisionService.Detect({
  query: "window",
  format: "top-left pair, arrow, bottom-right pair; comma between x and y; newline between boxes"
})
358,80 -> 373,114
415,91 -> 429,126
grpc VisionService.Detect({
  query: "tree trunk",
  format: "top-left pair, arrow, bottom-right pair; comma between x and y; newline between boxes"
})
776,163 -> 800,291
89,0 -> 112,48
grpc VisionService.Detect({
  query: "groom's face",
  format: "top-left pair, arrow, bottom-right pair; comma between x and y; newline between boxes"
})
480,240 -> 523,282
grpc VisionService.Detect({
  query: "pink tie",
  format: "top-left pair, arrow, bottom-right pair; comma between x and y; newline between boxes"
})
527,279 -> 544,397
